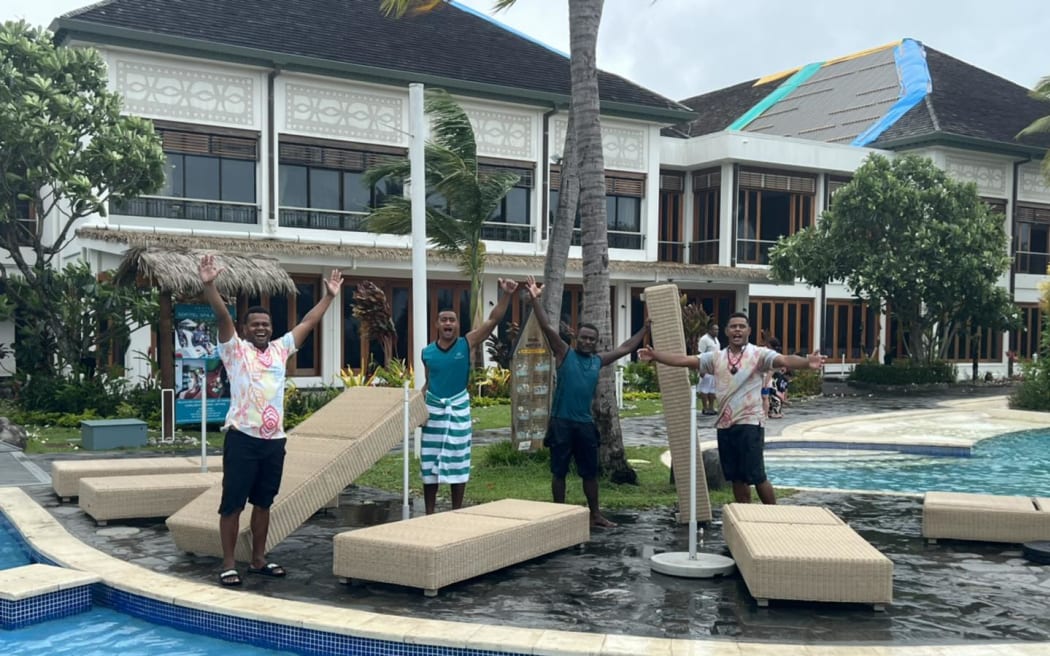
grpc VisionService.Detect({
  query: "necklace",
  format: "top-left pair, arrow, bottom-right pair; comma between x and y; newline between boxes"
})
726,346 -> 744,375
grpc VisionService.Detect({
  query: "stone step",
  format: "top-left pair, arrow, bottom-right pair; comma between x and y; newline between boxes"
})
0,563 -> 100,629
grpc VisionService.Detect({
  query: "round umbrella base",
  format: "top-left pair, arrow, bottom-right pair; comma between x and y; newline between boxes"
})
1023,541 -> 1050,565
650,551 -> 736,578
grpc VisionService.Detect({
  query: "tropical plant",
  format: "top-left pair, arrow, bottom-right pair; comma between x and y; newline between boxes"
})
769,154 -> 1013,365
1017,74 -> 1050,181
351,281 -> 397,369
485,321 -> 519,369
680,295 -> 711,355
364,88 -> 519,355
373,358 -> 415,388
0,21 -> 165,374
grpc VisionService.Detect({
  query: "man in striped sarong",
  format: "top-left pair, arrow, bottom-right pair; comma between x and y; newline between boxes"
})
420,278 -> 519,514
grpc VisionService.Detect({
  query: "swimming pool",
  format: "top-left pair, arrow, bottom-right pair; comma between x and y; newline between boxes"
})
767,428 -> 1050,495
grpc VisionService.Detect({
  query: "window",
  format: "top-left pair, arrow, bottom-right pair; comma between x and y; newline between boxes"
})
10,196 -> 36,247
736,169 -> 816,264
824,300 -> 877,362
341,279 -> 411,373
245,277 -> 322,376
692,169 -> 720,264
278,140 -> 404,232
481,163 -> 533,243
748,297 -> 813,355
1012,304 -> 1043,360
1014,204 -> 1050,275
114,127 -> 259,224
548,167 -> 645,249
657,173 -> 684,262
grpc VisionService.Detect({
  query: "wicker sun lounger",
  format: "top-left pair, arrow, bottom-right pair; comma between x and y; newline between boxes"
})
78,472 -> 223,524
643,283 -> 711,523
166,387 -> 427,561
51,456 -> 223,501
332,499 -> 589,596
723,503 -> 893,609
922,491 -> 1050,544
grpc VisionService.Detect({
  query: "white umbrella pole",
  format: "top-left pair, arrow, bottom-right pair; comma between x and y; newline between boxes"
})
402,381 -> 411,520
688,385 -> 697,558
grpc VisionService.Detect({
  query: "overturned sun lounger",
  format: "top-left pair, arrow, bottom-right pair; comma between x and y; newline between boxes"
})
333,499 -> 589,596
644,283 -> 711,523
922,491 -> 1050,544
165,386 -> 426,561
78,472 -> 223,525
723,503 -> 893,610
51,456 -> 223,501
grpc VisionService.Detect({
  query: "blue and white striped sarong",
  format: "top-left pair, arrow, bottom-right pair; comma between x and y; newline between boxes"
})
420,389 -> 472,484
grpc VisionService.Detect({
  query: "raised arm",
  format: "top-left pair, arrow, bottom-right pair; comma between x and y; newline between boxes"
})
524,275 -> 568,364
773,351 -> 826,371
199,254 -> 235,343
290,269 -> 344,349
637,346 -> 700,370
465,278 -> 519,350
599,320 -> 650,367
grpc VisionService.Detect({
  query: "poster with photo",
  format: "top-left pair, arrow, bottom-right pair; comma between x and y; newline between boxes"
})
174,304 -> 233,424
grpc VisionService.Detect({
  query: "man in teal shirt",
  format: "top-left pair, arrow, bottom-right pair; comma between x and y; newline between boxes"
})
525,276 -> 649,527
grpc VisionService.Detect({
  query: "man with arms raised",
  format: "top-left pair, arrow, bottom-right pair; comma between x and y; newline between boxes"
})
525,276 -> 649,527
200,254 -> 343,587
420,278 -> 519,514
638,312 -> 823,505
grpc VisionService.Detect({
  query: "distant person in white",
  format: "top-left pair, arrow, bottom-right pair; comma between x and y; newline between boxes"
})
697,323 -> 720,415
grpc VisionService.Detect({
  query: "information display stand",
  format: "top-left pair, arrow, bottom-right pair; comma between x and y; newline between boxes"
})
510,313 -> 554,452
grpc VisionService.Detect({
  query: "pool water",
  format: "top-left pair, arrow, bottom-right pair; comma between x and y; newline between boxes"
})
0,519 -> 293,655
0,607 -> 295,655
767,428 -> 1050,495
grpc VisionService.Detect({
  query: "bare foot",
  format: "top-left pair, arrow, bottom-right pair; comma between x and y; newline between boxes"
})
591,515 -> 617,528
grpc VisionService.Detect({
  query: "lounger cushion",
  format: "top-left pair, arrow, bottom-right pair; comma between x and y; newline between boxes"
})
922,491 -> 1050,544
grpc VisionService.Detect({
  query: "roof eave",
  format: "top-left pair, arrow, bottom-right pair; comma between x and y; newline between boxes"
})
53,18 -> 694,124
876,131 -> 1047,159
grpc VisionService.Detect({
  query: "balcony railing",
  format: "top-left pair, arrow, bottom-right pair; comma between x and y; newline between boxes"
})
549,227 -> 644,250
113,196 -> 258,224
689,240 -> 719,265
1015,250 -> 1050,275
279,208 -> 369,232
480,222 -> 533,243
735,239 -> 777,265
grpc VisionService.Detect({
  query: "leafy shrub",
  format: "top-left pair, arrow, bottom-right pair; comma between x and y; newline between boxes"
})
16,374 -> 128,416
624,391 -> 661,401
284,382 -> 341,429
469,366 -> 510,399
480,439 -> 550,467
621,361 -> 659,393
1011,321 -> 1050,410
471,396 -> 510,407
787,369 -> 823,397
849,358 -> 957,385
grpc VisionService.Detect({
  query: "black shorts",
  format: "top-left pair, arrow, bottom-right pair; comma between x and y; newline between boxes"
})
716,424 -> 767,485
218,429 -> 287,516
547,417 -> 599,479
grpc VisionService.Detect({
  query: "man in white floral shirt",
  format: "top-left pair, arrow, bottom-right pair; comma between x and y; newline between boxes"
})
199,254 -> 342,587
639,312 -> 824,504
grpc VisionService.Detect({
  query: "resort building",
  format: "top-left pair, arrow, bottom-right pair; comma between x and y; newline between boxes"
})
2,0 -> 1048,385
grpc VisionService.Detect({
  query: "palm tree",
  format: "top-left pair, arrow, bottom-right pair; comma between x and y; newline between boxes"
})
380,0 -> 636,483
364,88 -> 519,358
1018,75 -> 1050,181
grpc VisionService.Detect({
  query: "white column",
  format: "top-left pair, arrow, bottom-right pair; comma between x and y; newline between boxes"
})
718,162 -> 734,266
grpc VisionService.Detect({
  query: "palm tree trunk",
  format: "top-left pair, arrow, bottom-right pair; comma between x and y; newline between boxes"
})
542,109 -> 579,323
569,0 -> 635,484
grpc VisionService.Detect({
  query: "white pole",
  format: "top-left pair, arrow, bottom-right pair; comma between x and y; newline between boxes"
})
688,384 -> 697,559
200,379 -> 208,473
402,381 -> 411,520
409,82 -> 428,391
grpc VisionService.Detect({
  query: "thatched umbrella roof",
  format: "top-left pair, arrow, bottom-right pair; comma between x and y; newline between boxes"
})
114,245 -> 297,298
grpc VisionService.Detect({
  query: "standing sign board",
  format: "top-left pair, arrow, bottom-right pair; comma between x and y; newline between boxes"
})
510,312 -> 555,452
174,304 -> 233,425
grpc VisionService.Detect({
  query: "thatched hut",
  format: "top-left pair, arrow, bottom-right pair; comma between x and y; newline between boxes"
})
114,245 -> 296,434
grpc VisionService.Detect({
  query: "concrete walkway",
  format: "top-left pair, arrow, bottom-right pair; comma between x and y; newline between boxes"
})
4,380 -> 1050,655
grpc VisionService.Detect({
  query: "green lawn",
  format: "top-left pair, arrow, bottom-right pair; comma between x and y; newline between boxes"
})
472,397 -> 662,431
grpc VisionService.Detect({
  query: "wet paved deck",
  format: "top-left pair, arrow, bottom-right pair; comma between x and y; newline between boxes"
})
6,381 -> 1050,646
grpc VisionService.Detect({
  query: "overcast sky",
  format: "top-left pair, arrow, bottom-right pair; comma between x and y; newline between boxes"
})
7,0 -> 1048,101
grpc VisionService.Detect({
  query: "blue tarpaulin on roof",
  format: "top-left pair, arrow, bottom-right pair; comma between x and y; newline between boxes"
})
851,39 -> 931,146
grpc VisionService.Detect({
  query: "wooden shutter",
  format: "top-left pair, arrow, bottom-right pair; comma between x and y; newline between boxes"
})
739,169 -> 816,193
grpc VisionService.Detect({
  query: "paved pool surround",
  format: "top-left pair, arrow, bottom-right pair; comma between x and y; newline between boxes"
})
5,387 -> 1050,655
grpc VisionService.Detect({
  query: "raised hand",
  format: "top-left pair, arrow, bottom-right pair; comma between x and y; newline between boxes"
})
499,277 -> 519,294
324,269 -> 344,297
807,352 -> 826,369
199,254 -> 223,285
525,275 -> 542,300
637,346 -> 655,362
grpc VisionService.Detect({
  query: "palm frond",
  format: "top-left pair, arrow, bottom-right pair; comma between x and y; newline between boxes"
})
366,197 -> 413,235
1029,75 -> 1050,100
362,159 -> 410,187
477,171 -> 520,218
379,0 -> 444,18
425,89 -> 477,172
1018,115 -> 1050,139
425,206 -> 470,253
492,0 -> 519,10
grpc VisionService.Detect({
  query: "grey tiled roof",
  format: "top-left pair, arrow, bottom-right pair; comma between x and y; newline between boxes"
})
55,0 -> 686,116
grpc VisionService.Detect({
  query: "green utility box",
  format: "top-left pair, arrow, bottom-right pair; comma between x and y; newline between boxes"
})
80,419 -> 148,450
